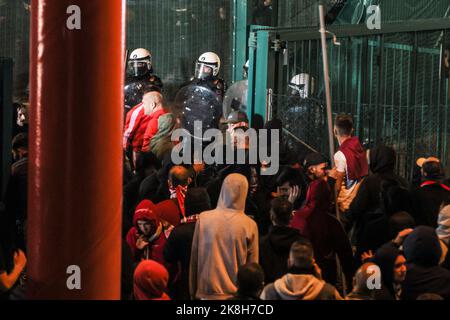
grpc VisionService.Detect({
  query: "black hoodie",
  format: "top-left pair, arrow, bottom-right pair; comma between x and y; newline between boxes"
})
402,226 -> 450,300
347,145 -> 408,227
259,225 -> 303,284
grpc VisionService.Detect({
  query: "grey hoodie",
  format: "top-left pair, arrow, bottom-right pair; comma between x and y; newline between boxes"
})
189,173 -> 259,300
260,273 -> 340,300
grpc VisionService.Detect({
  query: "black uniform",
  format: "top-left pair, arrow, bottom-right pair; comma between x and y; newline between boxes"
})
190,77 -> 226,102
124,72 -> 163,112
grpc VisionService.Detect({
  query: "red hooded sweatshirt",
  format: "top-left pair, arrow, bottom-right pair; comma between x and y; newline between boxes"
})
338,136 -> 368,181
134,260 -> 171,300
126,200 -> 167,265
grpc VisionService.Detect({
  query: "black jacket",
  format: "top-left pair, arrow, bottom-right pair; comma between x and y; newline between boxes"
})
163,221 -> 197,300
259,225 -> 303,284
347,145 -> 408,230
411,182 -> 450,227
356,210 -> 415,261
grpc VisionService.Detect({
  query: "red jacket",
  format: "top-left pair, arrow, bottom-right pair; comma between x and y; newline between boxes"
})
291,178 -> 332,235
141,108 -> 167,152
123,103 -> 150,152
126,200 -> 167,266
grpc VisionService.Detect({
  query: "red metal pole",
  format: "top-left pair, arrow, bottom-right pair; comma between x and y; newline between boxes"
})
28,0 -> 125,299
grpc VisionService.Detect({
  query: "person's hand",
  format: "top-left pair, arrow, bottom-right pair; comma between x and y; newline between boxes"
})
312,259 -> 322,280
136,236 -> 149,250
327,167 -> 338,179
361,250 -> 374,262
288,185 -> 300,204
14,250 -> 27,269
393,228 -> 414,246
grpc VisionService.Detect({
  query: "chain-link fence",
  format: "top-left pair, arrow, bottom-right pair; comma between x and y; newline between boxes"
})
274,30 -> 450,180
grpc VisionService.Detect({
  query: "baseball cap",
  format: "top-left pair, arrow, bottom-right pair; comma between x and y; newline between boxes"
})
416,156 -> 440,168
303,152 -> 328,169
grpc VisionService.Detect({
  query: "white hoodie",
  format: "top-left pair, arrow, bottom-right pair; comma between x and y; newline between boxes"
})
189,173 -> 259,300
437,205 -> 450,265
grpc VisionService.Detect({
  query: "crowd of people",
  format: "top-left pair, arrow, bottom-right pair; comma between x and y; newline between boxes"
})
2,75 -> 450,301
119,108 -> 450,301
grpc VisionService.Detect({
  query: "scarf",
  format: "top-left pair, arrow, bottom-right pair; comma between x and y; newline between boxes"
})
180,214 -> 199,224
170,185 -> 188,218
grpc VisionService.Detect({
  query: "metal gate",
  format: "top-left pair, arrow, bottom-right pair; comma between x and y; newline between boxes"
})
247,19 -> 450,179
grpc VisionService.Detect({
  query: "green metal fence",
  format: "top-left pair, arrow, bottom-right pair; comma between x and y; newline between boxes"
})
248,20 -> 450,180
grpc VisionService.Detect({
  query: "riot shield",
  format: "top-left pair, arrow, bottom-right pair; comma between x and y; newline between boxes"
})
124,80 -> 147,110
173,84 -> 223,139
278,95 -> 327,157
222,80 -> 248,119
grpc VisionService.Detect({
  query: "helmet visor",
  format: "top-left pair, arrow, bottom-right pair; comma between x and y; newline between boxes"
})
128,59 -> 151,77
195,63 -> 214,79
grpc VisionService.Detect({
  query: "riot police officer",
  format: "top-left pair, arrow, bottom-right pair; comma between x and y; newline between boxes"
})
284,73 -> 325,158
124,48 -> 163,113
190,52 -> 226,101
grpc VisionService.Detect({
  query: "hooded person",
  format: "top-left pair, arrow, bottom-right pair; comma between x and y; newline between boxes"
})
149,113 -> 178,161
155,199 -> 182,238
347,145 -> 408,230
189,174 -> 259,300
401,226 -> 450,300
164,188 -> 212,300
133,259 -> 171,300
125,200 -> 167,265
436,204 -> 450,268
371,243 -> 407,300
260,239 -> 342,300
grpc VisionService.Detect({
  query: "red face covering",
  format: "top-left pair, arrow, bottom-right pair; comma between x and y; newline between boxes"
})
169,185 -> 188,218
133,260 -> 170,300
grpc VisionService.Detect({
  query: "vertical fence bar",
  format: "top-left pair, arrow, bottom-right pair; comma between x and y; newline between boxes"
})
232,0 -> 249,82
319,5 -> 336,165
410,32 -> 419,179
